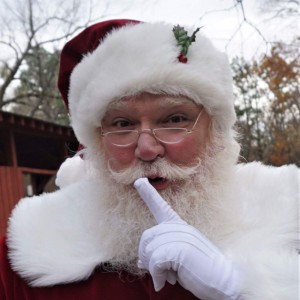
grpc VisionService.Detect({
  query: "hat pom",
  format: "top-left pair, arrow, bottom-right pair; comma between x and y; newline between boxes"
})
55,156 -> 86,188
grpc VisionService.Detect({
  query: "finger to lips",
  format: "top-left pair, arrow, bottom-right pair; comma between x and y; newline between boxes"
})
134,177 -> 182,224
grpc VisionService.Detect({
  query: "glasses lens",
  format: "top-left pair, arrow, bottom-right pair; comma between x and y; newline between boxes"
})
154,128 -> 187,144
106,130 -> 138,146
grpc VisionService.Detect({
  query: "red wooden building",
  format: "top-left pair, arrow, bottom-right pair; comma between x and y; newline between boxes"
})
0,111 -> 77,236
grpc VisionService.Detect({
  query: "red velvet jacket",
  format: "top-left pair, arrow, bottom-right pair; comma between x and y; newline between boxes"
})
0,237 -> 199,300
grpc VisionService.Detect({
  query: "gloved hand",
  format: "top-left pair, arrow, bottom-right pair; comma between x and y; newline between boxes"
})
134,178 -> 242,300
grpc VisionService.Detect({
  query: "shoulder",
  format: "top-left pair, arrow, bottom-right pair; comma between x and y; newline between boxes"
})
8,179 -> 104,245
234,161 -> 299,202
235,161 -> 299,186
6,179 -> 108,287
232,162 -> 298,247
232,162 -> 298,242
229,163 -> 299,299
234,160 -> 299,206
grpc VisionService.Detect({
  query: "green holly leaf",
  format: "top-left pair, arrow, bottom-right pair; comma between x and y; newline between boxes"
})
173,25 -> 201,57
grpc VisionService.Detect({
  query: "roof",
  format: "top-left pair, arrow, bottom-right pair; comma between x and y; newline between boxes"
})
0,111 -> 74,137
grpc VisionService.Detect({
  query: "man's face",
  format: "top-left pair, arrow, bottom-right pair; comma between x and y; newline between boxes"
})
100,93 -> 212,191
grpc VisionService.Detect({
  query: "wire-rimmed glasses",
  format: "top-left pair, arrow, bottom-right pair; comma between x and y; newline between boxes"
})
100,108 -> 203,147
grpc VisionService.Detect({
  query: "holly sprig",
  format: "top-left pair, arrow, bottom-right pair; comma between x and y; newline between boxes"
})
173,25 -> 201,63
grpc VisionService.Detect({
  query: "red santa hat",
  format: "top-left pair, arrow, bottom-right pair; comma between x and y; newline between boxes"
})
58,19 -> 236,149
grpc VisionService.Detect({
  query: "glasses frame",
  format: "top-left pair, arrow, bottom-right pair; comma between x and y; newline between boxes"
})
100,107 -> 204,147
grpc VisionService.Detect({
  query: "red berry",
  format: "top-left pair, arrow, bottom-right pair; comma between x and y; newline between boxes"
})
178,54 -> 188,63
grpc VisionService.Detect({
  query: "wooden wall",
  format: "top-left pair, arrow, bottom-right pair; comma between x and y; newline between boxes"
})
0,167 -> 24,236
0,111 -> 78,237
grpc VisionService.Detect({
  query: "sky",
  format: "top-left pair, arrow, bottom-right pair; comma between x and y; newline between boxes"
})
0,0 -> 299,61
85,0 -> 299,59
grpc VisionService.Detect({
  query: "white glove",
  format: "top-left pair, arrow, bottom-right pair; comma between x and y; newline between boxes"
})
134,178 -> 242,300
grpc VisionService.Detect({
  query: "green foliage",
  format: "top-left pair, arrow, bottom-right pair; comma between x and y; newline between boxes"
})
173,25 -> 200,56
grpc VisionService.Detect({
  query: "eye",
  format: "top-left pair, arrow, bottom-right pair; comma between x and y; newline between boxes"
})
112,118 -> 134,129
160,113 -> 192,129
165,114 -> 188,125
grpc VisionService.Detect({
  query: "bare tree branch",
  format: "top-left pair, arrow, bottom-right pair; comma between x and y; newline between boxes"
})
0,0 -> 94,113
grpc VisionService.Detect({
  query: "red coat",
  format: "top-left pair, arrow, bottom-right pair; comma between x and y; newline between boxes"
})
0,237 -> 199,300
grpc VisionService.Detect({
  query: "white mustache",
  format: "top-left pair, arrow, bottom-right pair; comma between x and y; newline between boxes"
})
107,157 -> 201,185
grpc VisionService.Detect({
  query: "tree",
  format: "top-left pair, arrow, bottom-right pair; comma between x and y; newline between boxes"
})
254,39 -> 300,166
232,57 -> 267,163
233,38 -> 300,166
259,0 -> 300,18
11,46 -> 69,124
0,0 -> 93,124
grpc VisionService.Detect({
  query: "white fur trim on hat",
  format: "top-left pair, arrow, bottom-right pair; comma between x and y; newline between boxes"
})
68,22 -> 236,149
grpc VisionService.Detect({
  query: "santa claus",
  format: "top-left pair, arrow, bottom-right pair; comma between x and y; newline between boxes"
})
0,19 -> 298,300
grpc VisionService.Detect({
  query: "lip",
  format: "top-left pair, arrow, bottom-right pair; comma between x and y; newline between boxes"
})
146,176 -> 170,190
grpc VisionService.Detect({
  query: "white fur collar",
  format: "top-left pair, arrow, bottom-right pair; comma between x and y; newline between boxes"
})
7,179 -> 112,286
6,160 -> 299,299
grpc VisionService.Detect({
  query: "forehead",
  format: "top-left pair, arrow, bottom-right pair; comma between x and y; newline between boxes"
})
105,93 -> 197,113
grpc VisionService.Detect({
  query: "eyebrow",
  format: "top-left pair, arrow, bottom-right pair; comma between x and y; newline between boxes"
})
105,95 -> 195,112
158,97 -> 194,108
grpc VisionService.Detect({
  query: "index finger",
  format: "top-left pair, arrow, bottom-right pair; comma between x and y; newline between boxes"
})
134,178 -> 182,224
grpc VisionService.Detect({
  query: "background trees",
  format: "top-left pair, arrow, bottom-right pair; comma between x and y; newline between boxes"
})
233,39 -> 300,166
10,46 -> 69,124
0,0 -> 94,123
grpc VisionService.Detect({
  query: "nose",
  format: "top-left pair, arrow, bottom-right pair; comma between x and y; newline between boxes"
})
134,130 -> 165,161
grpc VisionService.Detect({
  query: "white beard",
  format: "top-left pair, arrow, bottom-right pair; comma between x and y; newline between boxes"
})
84,133 -> 240,275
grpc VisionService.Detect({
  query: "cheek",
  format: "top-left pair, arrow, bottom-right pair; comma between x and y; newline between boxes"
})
167,134 -> 208,165
102,142 -> 135,170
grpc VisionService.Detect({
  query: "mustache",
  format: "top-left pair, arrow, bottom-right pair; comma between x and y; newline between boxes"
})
107,157 -> 201,185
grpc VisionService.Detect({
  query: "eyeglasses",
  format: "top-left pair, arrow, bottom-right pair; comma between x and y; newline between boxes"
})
100,108 -> 203,147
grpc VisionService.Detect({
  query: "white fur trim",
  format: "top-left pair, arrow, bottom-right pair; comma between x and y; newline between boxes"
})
55,155 -> 86,188
68,22 -> 235,149
7,162 -> 299,299
7,180 -> 110,286
226,162 -> 299,299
